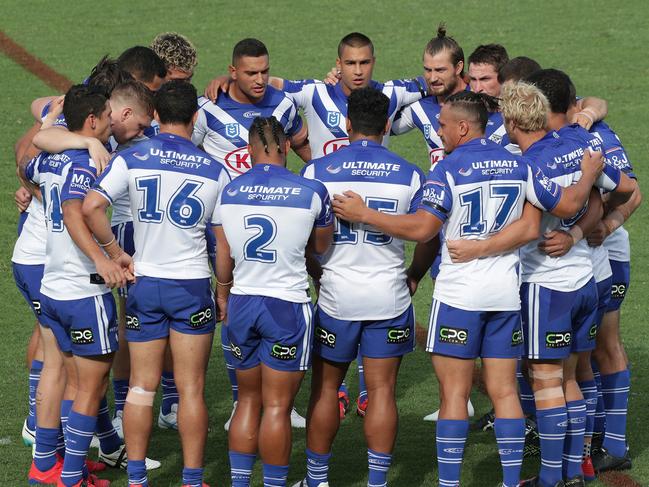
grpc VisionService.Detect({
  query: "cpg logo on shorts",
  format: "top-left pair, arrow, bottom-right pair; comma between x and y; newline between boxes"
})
271,343 -> 297,361
387,327 -> 411,344
439,326 -> 468,345
190,307 -> 214,328
545,331 -> 571,348
315,326 -> 336,348
71,328 -> 94,345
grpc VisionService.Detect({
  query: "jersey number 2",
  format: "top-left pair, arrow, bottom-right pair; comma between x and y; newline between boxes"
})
243,215 -> 277,263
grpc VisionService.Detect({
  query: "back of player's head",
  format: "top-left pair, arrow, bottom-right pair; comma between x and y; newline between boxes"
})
232,38 -> 269,65
154,80 -> 197,125
445,91 -> 499,132
468,44 -> 509,71
249,116 -> 287,155
151,32 -> 197,74
498,56 -> 542,84
525,68 -> 572,115
63,84 -> 109,132
338,32 -> 374,57
425,23 -> 464,67
117,46 -> 167,84
500,81 -> 549,132
87,55 -> 134,97
111,79 -> 155,118
347,87 -> 389,136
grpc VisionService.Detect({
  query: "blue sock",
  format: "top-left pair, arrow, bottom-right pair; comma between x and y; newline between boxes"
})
127,459 -> 148,486
563,400 -> 586,479
536,406 -> 567,486
262,463 -> 289,486
27,359 -> 43,430
593,369 -> 606,434
112,379 -> 129,416
161,371 -> 178,415
357,352 -> 367,401
306,448 -> 331,487
96,396 -> 122,454
182,467 -> 204,486
578,380 -> 598,442
229,450 -> 256,487
601,369 -> 630,457
517,368 -> 536,416
494,418 -> 525,487
59,399 -> 73,458
368,449 -> 392,487
61,410 -> 97,486
436,419 -> 468,487
339,381 -> 348,397
34,426 -> 59,472
222,325 -> 239,402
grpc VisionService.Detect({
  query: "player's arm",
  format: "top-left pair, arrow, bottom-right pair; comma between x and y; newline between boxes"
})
446,202 -> 542,263
390,104 -> 416,136
406,237 -> 440,294
573,97 -> 608,130
289,121 -> 311,162
606,172 -> 636,208
588,182 -> 642,247
17,153 -> 40,196
33,128 -> 111,174
213,225 -> 234,322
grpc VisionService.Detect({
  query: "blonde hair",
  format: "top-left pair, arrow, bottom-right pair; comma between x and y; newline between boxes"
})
500,81 -> 549,132
151,32 -> 197,74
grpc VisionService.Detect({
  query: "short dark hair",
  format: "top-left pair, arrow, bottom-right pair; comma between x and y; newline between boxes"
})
425,23 -> 464,68
498,56 -> 542,84
232,38 -> 269,65
338,32 -> 374,57
445,91 -> 500,132
525,68 -> 572,114
154,80 -> 198,125
117,46 -> 167,84
63,84 -> 109,132
111,79 -> 155,118
468,44 -> 509,72
249,116 -> 287,155
347,87 -> 389,136
87,55 -> 134,97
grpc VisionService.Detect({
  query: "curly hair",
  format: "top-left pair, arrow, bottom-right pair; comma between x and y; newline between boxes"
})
151,32 -> 197,74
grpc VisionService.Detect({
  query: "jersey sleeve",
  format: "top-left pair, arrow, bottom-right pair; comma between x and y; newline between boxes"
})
24,153 -> 44,185
391,104 -> 416,135
192,107 -> 208,147
92,155 -> 129,205
418,163 -> 453,222
61,163 -> 97,203
311,180 -> 333,227
389,77 -> 427,110
595,159 -> 621,193
208,169 -> 232,226
300,162 -> 315,179
282,79 -> 316,110
407,167 -> 427,214
525,163 -> 562,212
282,98 -> 303,138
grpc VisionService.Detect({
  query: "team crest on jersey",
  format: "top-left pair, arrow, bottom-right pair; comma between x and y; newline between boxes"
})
326,111 -> 341,128
225,123 -> 240,138
424,124 -> 432,139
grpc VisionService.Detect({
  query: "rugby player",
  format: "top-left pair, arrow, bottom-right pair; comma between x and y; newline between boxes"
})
293,86 -> 425,487
19,84 -> 128,487
84,80 -> 230,487
332,90 -> 608,487
151,32 -> 197,81
214,116 -> 333,487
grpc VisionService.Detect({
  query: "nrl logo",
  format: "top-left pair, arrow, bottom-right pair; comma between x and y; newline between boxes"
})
225,123 -> 240,138
326,111 -> 341,128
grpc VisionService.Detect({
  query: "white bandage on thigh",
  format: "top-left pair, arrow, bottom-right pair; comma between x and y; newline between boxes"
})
528,369 -> 564,380
125,386 -> 156,406
534,386 -> 564,401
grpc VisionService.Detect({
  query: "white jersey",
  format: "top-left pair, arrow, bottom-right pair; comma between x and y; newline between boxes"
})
192,87 -> 302,180
25,150 -> 107,300
94,133 -> 230,280
302,139 -> 425,320
283,78 -> 426,158
214,164 -> 333,303
12,198 -> 47,266
421,138 -> 564,311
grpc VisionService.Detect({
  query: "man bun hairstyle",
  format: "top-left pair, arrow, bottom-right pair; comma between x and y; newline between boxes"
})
63,84 -> 109,132
425,23 -> 464,68
154,80 -> 198,125
347,87 -> 390,136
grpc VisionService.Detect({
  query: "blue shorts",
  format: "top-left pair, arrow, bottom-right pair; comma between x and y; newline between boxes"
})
112,221 -> 134,298
425,299 -> 522,359
314,305 -> 415,363
595,276 -> 613,329
39,293 -> 118,356
125,276 -> 215,342
521,279 -> 598,360
226,294 -> 313,372
607,260 -> 630,312
13,263 -> 44,318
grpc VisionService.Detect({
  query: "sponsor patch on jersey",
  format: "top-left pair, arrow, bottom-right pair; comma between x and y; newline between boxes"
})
545,331 -> 571,348
322,137 -> 350,155
315,326 -> 336,348
68,167 -> 95,196
511,329 -> 523,346
230,342 -> 243,360
224,147 -> 252,175
189,306 -> 213,328
271,343 -> 297,360
387,326 -> 411,344
439,326 -> 468,345
125,315 -> 140,331
611,283 -> 627,299
71,328 -> 95,345
243,110 -> 262,119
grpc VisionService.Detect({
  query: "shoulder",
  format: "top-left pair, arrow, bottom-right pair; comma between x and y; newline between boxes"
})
197,95 -> 212,110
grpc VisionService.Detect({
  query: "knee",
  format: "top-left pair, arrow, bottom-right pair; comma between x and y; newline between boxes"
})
439,381 -> 471,403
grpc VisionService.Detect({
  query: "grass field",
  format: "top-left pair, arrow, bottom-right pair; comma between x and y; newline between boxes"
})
1,1 -> 648,485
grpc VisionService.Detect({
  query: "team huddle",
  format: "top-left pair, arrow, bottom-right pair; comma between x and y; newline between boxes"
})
11,25 -> 640,487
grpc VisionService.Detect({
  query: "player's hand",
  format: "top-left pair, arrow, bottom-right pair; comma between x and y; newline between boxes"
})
112,251 -> 136,283
41,95 -> 65,129
205,75 -> 231,102
572,108 -> 596,130
406,275 -> 419,296
447,239 -> 484,263
87,138 -> 111,174
15,187 -> 32,212
586,221 -> 610,247
216,293 -> 228,322
579,148 -> 604,181
332,190 -> 367,223
537,230 -> 573,257
323,66 -> 341,86
95,257 -> 128,289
